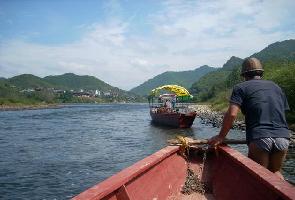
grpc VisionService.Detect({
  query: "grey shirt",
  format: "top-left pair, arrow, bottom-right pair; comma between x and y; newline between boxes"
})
230,79 -> 290,143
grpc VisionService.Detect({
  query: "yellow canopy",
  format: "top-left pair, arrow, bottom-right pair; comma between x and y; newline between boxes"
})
150,85 -> 192,97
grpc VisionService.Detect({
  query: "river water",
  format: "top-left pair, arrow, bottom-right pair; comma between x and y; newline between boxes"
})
0,104 -> 294,200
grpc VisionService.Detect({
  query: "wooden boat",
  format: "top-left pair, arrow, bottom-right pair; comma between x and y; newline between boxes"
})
148,85 -> 197,128
72,145 -> 295,200
150,108 -> 197,128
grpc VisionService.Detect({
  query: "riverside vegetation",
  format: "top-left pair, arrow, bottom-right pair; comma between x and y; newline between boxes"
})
0,73 -> 144,110
190,40 -> 295,130
194,61 -> 295,128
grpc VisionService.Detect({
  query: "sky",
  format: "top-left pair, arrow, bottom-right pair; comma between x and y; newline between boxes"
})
0,0 -> 295,90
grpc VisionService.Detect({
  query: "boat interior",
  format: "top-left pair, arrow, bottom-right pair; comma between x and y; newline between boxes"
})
73,145 -> 295,200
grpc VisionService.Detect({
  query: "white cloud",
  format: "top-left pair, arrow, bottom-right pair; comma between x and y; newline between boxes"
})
86,21 -> 127,46
130,58 -> 149,67
0,0 -> 295,90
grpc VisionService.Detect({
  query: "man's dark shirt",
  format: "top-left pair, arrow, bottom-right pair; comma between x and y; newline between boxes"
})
230,79 -> 290,143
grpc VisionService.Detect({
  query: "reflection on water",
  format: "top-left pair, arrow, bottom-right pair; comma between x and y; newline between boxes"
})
0,104 -> 294,199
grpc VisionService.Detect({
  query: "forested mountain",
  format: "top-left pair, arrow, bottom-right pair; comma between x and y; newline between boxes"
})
43,73 -> 114,91
222,56 -> 244,70
0,73 -> 142,104
6,73 -> 129,95
225,39 -> 295,90
190,56 -> 243,101
190,39 -> 295,123
130,65 -> 216,96
251,39 -> 295,61
0,77 -> 7,84
8,74 -> 53,89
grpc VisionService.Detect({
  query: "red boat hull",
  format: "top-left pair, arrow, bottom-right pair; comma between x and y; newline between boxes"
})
73,146 -> 295,200
150,110 -> 196,128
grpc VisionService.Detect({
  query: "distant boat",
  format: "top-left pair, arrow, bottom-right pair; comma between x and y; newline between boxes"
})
72,145 -> 295,200
148,85 -> 196,128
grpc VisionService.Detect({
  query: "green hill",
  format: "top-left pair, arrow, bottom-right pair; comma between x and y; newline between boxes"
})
8,74 -> 53,89
6,73 -> 129,95
130,65 -> 216,96
0,77 -> 7,85
0,77 -> 41,105
193,39 -> 295,124
223,40 -> 295,91
44,73 -> 114,91
43,73 -> 141,100
222,56 -> 244,70
190,56 -> 243,101
223,40 -> 295,90
1,73 -> 143,105
251,39 -> 295,62
191,39 -> 295,102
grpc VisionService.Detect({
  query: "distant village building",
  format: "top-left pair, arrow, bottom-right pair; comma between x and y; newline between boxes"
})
73,91 -> 91,98
103,92 -> 111,96
20,88 -> 35,93
53,89 -> 65,94
35,87 -> 42,91
95,90 -> 101,96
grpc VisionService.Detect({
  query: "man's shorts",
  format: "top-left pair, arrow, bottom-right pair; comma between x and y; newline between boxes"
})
251,137 -> 289,153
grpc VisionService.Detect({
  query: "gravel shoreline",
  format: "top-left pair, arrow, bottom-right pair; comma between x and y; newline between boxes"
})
0,104 -> 63,111
190,104 -> 246,131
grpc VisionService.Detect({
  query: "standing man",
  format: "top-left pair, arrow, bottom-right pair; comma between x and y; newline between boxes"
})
209,57 -> 290,179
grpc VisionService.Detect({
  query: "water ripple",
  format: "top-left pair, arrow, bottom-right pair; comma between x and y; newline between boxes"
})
0,104 -> 294,200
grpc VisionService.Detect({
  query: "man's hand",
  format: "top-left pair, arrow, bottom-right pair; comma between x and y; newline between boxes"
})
208,104 -> 240,147
208,135 -> 225,147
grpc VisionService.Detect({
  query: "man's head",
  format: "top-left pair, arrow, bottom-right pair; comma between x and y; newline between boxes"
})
241,57 -> 264,80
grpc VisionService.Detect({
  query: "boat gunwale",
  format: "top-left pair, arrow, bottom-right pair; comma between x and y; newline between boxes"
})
218,145 -> 295,200
150,110 -> 197,116
150,110 -> 197,128
72,146 -> 180,200
73,145 -> 295,200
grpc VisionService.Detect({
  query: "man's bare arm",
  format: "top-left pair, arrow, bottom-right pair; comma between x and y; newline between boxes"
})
219,103 -> 240,138
208,103 -> 240,146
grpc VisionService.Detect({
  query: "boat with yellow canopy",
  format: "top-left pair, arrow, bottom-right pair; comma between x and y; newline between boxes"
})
148,85 -> 196,128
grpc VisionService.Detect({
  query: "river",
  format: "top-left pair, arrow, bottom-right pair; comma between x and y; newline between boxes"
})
0,104 -> 294,200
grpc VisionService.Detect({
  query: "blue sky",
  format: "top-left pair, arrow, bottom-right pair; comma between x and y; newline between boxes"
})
0,0 -> 159,44
0,0 -> 295,90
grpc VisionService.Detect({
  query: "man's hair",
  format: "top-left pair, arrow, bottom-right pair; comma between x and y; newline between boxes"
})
243,70 -> 263,78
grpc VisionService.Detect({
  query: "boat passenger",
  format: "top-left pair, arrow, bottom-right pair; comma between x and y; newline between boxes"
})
172,97 -> 176,109
166,100 -> 172,109
209,57 -> 290,179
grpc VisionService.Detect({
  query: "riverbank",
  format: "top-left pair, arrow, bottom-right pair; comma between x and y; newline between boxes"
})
190,104 -> 295,146
190,104 -> 246,130
0,103 -> 63,111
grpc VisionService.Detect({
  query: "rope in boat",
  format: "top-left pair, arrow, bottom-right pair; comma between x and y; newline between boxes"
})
176,136 -> 189,158
175,136 -> 207,195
